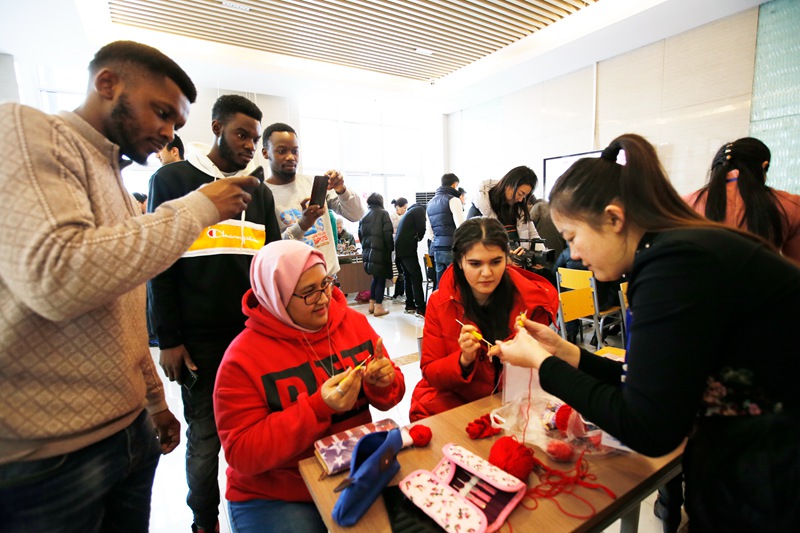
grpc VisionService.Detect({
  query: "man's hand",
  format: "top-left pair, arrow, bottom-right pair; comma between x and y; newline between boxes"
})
298,197 -> 325,231
326,170 -> 346,194
159,345 -> 196,384
198,176 -> 259,220
151,409 -> 181,454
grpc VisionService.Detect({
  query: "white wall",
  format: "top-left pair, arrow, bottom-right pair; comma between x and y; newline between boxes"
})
446,8 -> 759,199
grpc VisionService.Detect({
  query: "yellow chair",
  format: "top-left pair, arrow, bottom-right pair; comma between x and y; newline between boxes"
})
423,254 -> 435,301
556,267 -> 623,350
556,268 -> 594,345
618,281 -> 629,341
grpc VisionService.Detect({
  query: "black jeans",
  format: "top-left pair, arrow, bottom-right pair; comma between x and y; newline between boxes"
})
182,332 -> 239,529
397,255 -> 425,313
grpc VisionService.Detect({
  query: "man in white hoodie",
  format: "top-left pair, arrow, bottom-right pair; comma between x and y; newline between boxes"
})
147,94 -> 281,533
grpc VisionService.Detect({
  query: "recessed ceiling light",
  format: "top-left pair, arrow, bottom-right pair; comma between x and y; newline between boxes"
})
414,48 -> 434,56
221,1 -> 250,12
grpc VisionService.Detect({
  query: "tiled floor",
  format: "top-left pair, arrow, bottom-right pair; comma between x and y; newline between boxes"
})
148,295 -> 683,533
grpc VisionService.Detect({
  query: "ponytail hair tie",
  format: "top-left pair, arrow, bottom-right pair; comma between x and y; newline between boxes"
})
600,142 -> 621,162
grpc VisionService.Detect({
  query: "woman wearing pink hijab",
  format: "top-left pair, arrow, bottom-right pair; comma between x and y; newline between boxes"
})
214,240 -> 405,533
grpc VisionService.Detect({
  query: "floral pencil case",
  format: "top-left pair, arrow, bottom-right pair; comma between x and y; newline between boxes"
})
399,444 -> 526,533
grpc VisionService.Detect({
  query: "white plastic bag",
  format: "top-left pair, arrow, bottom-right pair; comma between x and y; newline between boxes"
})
491,392 -> 616,462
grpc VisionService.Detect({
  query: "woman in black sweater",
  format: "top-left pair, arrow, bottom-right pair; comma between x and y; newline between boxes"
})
495,134 -> 800,531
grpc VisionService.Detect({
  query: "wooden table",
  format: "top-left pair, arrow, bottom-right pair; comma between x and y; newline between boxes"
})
299,395 -> 682,532
336,255 -> 373,294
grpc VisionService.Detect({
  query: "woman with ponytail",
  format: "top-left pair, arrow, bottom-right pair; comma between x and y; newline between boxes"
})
686,137 -> 800,264
495,134 -> 800,531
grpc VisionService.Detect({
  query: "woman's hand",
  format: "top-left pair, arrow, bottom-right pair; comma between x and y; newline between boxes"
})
457,324 -> 483,368
520,318 -> 568,356
495,328 -> 552,369
321,367 -> 363,412
510,246 -> 526,256
364,338 -> 395,388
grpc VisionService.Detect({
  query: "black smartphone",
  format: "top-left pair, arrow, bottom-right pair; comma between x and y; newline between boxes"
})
182,365 -> 198,390
250,166 -> 265,182
241,167 -> 264,194
310,175 -> 329,207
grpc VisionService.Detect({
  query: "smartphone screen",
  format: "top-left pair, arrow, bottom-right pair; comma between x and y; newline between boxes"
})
182,366 -> 199,390
310,175 -> 329,207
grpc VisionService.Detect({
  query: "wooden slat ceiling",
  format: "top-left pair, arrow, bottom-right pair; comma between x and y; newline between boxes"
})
108,0 -> 599,82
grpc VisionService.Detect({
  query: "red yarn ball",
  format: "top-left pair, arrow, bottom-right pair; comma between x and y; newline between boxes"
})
546,439 -> 576,462
488,436 -> 536,481
408,425 -> 432,447
554,404 -> 573,433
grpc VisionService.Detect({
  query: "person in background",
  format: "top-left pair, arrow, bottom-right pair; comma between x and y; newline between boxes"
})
263,122 -> 364,277
336,217 -> 356,250
468,165 -> 543,256
0,40 -> 260,532
389,197 -> 408,233
214,240 -> 405,533
458,187 -> 467,208
394,202 -> 428,317
529,195 -> 565,267
132,192 -> 148,214
427,173 -> 465,285
148,94 -> 281,533
359,193 -> 394,317
409,218 -> 558,421
389,197 -> 408,300
685,137 -> 800,265
156,133 -> 185,164
496,133 -> 800,532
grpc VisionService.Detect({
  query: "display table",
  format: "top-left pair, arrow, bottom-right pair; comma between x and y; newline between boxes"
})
300,394 -> 683,532
336,255 -> 372,294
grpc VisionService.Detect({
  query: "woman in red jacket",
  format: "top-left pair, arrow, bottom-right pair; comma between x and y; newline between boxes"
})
214,240 -> 405,533
409,217 -> 558,421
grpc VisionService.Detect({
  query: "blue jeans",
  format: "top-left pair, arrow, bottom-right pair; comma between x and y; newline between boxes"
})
0,409 -> 160,533
183,334 -> 236,529
433,249 -> 454,286
228,499 -> 327,533
370,277 -> 387,304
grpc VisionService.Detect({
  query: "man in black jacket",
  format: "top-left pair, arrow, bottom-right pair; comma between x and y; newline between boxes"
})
147,95 -> 281,533
395,203 -> 427,317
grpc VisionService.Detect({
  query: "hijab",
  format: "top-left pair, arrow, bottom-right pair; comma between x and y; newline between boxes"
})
250,240 -> 326,332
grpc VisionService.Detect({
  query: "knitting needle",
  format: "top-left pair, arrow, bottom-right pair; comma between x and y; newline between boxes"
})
455,319 -> 494,348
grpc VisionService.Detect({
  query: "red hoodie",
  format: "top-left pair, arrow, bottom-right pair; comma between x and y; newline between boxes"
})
214,287 -> 405,502
410,265 -> 557,421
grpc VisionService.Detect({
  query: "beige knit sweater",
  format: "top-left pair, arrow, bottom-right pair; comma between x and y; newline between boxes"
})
0,104 -> 220,464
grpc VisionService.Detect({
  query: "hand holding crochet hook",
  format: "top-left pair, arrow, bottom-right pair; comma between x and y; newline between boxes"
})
456,319 -> 495,368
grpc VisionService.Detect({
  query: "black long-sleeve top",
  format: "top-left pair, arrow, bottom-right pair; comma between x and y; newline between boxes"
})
539,228 -> 800,457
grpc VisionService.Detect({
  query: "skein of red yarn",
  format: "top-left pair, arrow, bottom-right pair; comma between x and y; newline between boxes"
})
408,424 -> 432,447
554,404 -> 573,433
488,436 -> 536,481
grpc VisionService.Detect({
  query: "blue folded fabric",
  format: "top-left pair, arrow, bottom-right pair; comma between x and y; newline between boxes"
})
332,428 -> 403,526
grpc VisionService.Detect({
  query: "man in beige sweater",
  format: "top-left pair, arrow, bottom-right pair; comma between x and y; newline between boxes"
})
0,41 -> 259,532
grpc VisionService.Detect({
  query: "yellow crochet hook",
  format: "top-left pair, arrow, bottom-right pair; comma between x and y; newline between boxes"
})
455,319 -> 494,348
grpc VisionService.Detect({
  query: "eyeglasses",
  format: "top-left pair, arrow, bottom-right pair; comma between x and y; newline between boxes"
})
292,277 -> 335,305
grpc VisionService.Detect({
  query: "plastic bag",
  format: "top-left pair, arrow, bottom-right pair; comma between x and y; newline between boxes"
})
490,394 -> 615,462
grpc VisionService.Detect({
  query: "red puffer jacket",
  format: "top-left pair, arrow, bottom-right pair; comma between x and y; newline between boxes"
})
409,265 -> 557,421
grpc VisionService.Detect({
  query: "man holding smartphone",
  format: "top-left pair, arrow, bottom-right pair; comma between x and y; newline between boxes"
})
148,95 -> 281,533
0,41 -> 261,532
262,122 -> 364,276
